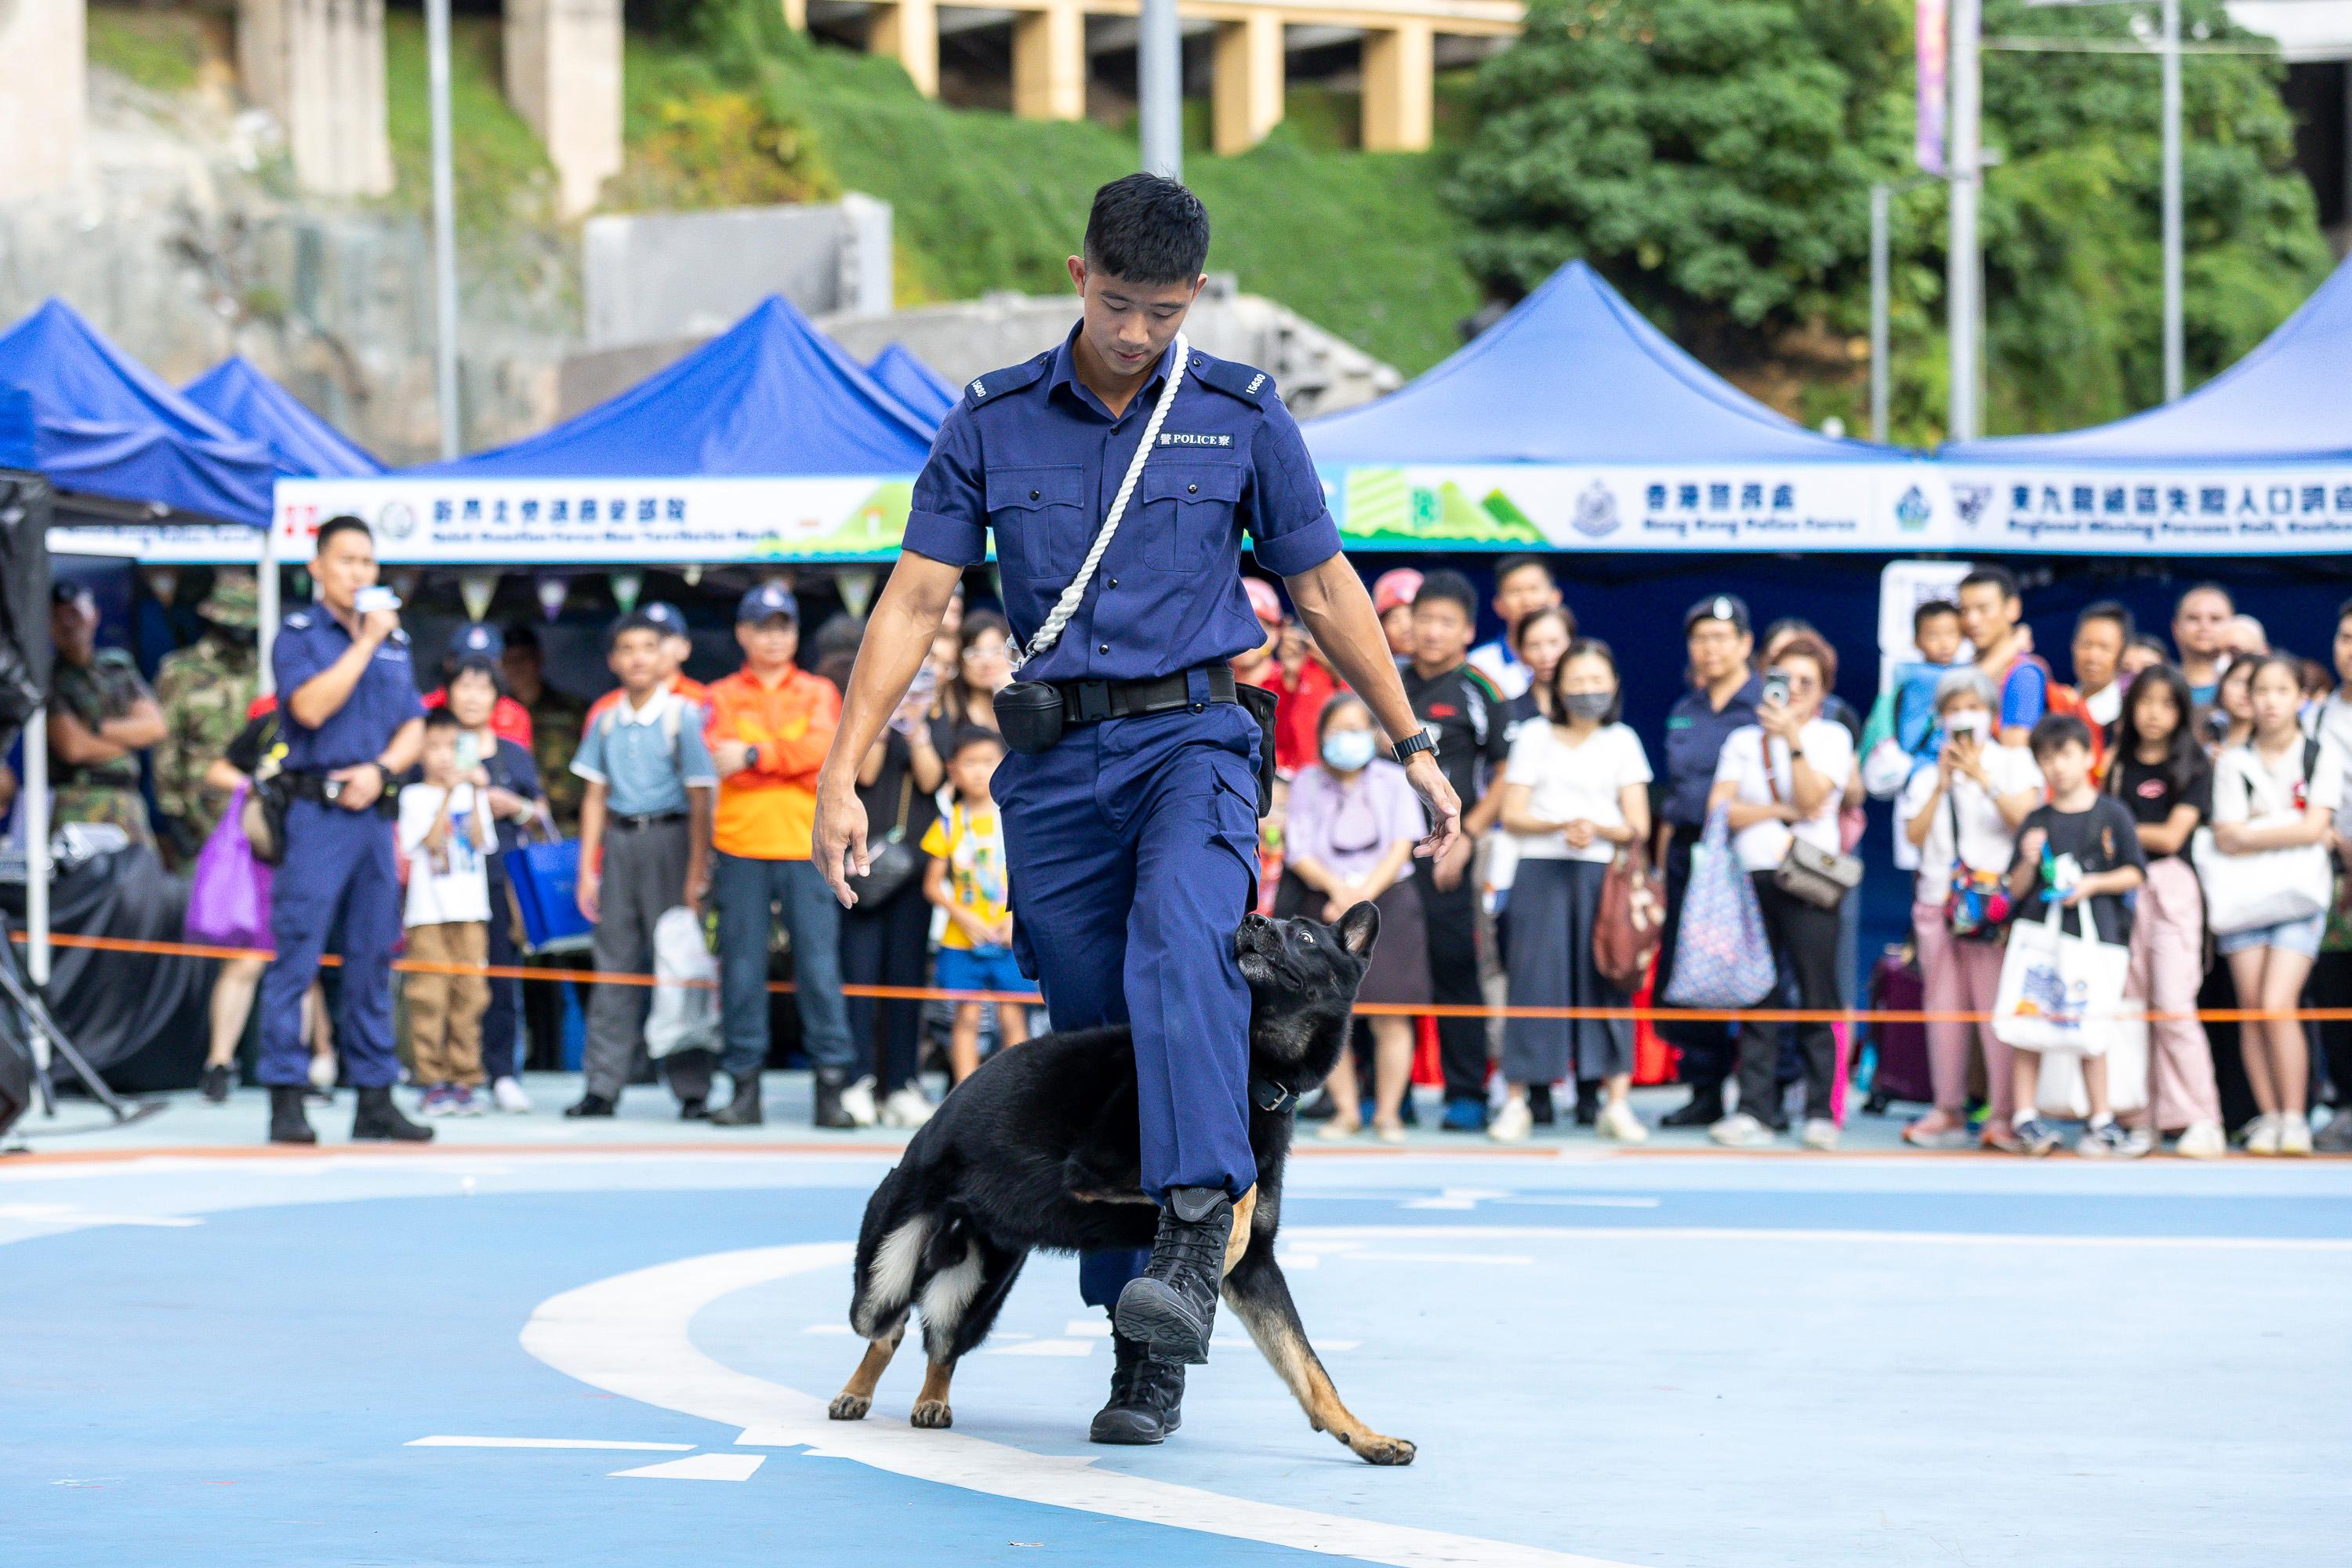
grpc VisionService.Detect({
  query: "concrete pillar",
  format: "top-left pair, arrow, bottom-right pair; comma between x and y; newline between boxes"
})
782,0 -> 808,28
869,0 -> 941,98
1013,2 -> 1087,122
238,0 -> 393,198
505,0 -> 625,219
0,1 -> 85,199
1212,13 -> 1285,155
1361,20 -> 1434,153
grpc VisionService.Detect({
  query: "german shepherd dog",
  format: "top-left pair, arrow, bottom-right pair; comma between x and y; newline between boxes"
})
828,903 -> 1415,1465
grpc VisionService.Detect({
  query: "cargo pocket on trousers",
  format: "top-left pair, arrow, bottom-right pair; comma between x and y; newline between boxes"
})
1208,767 -> 1262,913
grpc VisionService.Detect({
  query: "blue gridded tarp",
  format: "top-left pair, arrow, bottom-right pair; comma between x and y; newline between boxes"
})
0,299 -> 275,524
1941,253 -> 2352,463
1304,260 -> 1896,466
865,343 -> 958,426
408,294 -> 939,479
183,356 -> 384,479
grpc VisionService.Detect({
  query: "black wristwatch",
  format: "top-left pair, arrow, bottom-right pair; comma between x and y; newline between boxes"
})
374,762 -> 398,796
1392,728 -> 1438,763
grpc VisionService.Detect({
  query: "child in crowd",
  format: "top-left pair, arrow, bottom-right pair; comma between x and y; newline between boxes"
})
921,728 -> 1036,1081
400,709 -> 498,1116
2004,714 -> 2147,1156
1862,600 -> 1968,797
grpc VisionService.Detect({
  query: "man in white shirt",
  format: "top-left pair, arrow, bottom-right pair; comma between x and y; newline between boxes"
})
2071,601 -> 2132,731
1468,555 -> 1566,701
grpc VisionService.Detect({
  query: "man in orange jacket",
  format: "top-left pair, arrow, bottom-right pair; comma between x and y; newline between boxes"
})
703,583 -> 867,1128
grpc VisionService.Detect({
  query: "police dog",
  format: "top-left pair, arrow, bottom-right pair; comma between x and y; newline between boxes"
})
828,903 -> 1414,1466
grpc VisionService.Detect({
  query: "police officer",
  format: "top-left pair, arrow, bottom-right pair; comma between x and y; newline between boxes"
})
814,175 -> 1460,1446
260,515 -> 434,1146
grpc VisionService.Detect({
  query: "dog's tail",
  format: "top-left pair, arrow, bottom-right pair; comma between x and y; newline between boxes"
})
848,1165 -> 931,1341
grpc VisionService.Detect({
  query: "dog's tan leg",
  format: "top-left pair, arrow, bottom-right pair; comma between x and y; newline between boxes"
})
1223,1185 -> 1257,1278
828,1330 -> 902,1421
1225,1246 -> 1414,1466
909,1359 -> 956,1429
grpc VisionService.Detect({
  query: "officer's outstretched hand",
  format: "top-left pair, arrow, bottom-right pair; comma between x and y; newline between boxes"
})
1403,753 -> 1461,866
814,779 -> 870,909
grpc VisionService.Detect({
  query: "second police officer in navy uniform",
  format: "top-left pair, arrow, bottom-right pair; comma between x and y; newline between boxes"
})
260,514 -> 435,1146
815,176 -> 1460,1445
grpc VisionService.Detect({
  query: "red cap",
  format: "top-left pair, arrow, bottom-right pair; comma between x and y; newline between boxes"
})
1372,568 -> 1423,616
1243,576 -> 1284,626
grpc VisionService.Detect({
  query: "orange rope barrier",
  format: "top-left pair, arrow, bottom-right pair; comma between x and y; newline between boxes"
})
13,926 -> 2345,1024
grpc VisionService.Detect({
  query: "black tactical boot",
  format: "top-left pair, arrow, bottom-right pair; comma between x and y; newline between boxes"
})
710,1074 -> 764,1127
810,1069 -> 854,1130
1114,1186 -> 1232,1365
267,1085 -> 317,1145
1089,1322 -> 1186,1444
351,1085 -> 434,1142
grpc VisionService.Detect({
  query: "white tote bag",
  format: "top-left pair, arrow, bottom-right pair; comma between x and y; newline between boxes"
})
645,905 -> 720,1060
2194,742 -> 2332,935
2034,1014 -> 2149,1117
1991,899 -> 2132,1055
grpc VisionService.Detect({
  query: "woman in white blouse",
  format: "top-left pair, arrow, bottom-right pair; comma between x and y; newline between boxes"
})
1896,669 -> 2042,1149
1491,640 -> 1652,1142
1703,633 -> 1857,1150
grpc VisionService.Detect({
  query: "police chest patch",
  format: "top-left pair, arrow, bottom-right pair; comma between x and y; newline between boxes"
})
1157,432 -> 1233,448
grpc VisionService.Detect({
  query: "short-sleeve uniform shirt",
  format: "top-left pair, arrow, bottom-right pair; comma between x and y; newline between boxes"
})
270,609 -> 426,772
901,325 -> 1343,684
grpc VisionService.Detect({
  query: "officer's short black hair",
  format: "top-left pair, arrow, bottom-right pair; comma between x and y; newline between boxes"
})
1413,569 -> 1479,626
1084,174 -> 1210,285
314,514 -> 372,556
421,706 -> 464,735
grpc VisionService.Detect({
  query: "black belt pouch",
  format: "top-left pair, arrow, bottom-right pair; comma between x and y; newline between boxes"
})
994,680 -> 1065,755
1236,682 -> 1279,819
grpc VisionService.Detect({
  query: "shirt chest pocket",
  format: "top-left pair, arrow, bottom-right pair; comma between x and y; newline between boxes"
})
1142,463 -> 1243,574
986,465 -> 1090,584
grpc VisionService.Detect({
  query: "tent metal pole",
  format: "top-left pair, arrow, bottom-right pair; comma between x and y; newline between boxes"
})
23,706 -> 49,992
1138,0 -> 1182,180
426,0 -> 462,461
1870,183 -> 1891,446
1947,0 -> 1983,442
257,512 -> 280,694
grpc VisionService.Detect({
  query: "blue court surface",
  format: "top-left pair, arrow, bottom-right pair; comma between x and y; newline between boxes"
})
7,1085 -> 2348,1567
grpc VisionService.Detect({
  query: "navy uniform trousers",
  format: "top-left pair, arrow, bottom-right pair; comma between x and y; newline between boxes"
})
993,679 -> 1261,1308
256,797 -> 404,1088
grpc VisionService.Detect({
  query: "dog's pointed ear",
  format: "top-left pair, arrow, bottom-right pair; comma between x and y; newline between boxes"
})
1337,901 -> 1380,956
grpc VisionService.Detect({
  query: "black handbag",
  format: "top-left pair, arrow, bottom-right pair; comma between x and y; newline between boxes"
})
844,774 -> 923,906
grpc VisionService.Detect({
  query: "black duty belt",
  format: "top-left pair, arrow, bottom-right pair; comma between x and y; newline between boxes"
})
609,811 -> 688,833
281,770 -> 398,817
1053,663 -> 1239,726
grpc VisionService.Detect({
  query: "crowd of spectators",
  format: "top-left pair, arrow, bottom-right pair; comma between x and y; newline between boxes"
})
29,550 -> 2352,1158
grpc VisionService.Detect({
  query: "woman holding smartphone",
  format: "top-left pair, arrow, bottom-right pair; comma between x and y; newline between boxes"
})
1896,670 -> 2043,1149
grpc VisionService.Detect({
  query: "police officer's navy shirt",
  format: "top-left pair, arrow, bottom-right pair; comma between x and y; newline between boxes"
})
902,325 -> 1342,684
272,608 -> 427,772
1660,672 -> 1764,829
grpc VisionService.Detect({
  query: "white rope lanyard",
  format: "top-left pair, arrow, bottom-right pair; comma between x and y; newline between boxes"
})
1007,332 -> 1189,674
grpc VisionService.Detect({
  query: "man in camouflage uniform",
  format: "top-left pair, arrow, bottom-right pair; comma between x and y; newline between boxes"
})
46,583 -> 165,851
500,623 -> 587,835
153,572 -> 263,859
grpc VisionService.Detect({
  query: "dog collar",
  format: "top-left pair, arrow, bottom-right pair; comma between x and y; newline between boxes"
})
1250,1076 -> 1297,1115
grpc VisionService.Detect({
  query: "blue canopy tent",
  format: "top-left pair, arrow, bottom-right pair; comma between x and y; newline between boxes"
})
864,343 -> 958,426
1302,261 -> 1922,554
1930,253 -> 2352,554
184,356 -> 383,480
0,299 -> 275,535
276,294 -> 942,566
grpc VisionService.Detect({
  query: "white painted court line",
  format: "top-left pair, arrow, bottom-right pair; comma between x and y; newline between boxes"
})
1345,1252 -> 1535,1266
408,1436 -> 695,1451
1063,1317 -> 1112,1338
523,1242 -> 1642,1568
612,1454 -> 767,1481
982,1338 -> 1096,1357
0,1203 -> 201,1229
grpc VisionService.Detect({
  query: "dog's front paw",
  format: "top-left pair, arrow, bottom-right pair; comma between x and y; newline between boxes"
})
1343,1431 -> 1416,1467
909,1399 -> 953,1429
828,1393 -> 871,1421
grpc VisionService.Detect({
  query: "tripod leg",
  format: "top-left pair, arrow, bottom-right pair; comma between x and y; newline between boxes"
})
0,962 -> 154,1123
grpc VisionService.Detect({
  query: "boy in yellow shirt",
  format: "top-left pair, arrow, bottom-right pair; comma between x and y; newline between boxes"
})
921,728 -> 1038,1080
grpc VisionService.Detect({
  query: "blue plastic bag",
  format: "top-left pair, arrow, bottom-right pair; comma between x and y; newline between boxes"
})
1661,808 -> 1777,1010
505,837 -> 593,953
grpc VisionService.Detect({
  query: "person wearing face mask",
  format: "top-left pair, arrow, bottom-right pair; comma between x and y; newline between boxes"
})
154,572 -> 263,864
1896,670 -> 2043,1150
1492,639 -> 1653,1144
1279,695 -> 1432,1142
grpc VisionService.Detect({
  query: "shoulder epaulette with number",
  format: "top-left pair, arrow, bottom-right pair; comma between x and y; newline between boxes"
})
964,354 -> 1051,409
284,612 -> 313,631
1189,352 -> 1276,406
